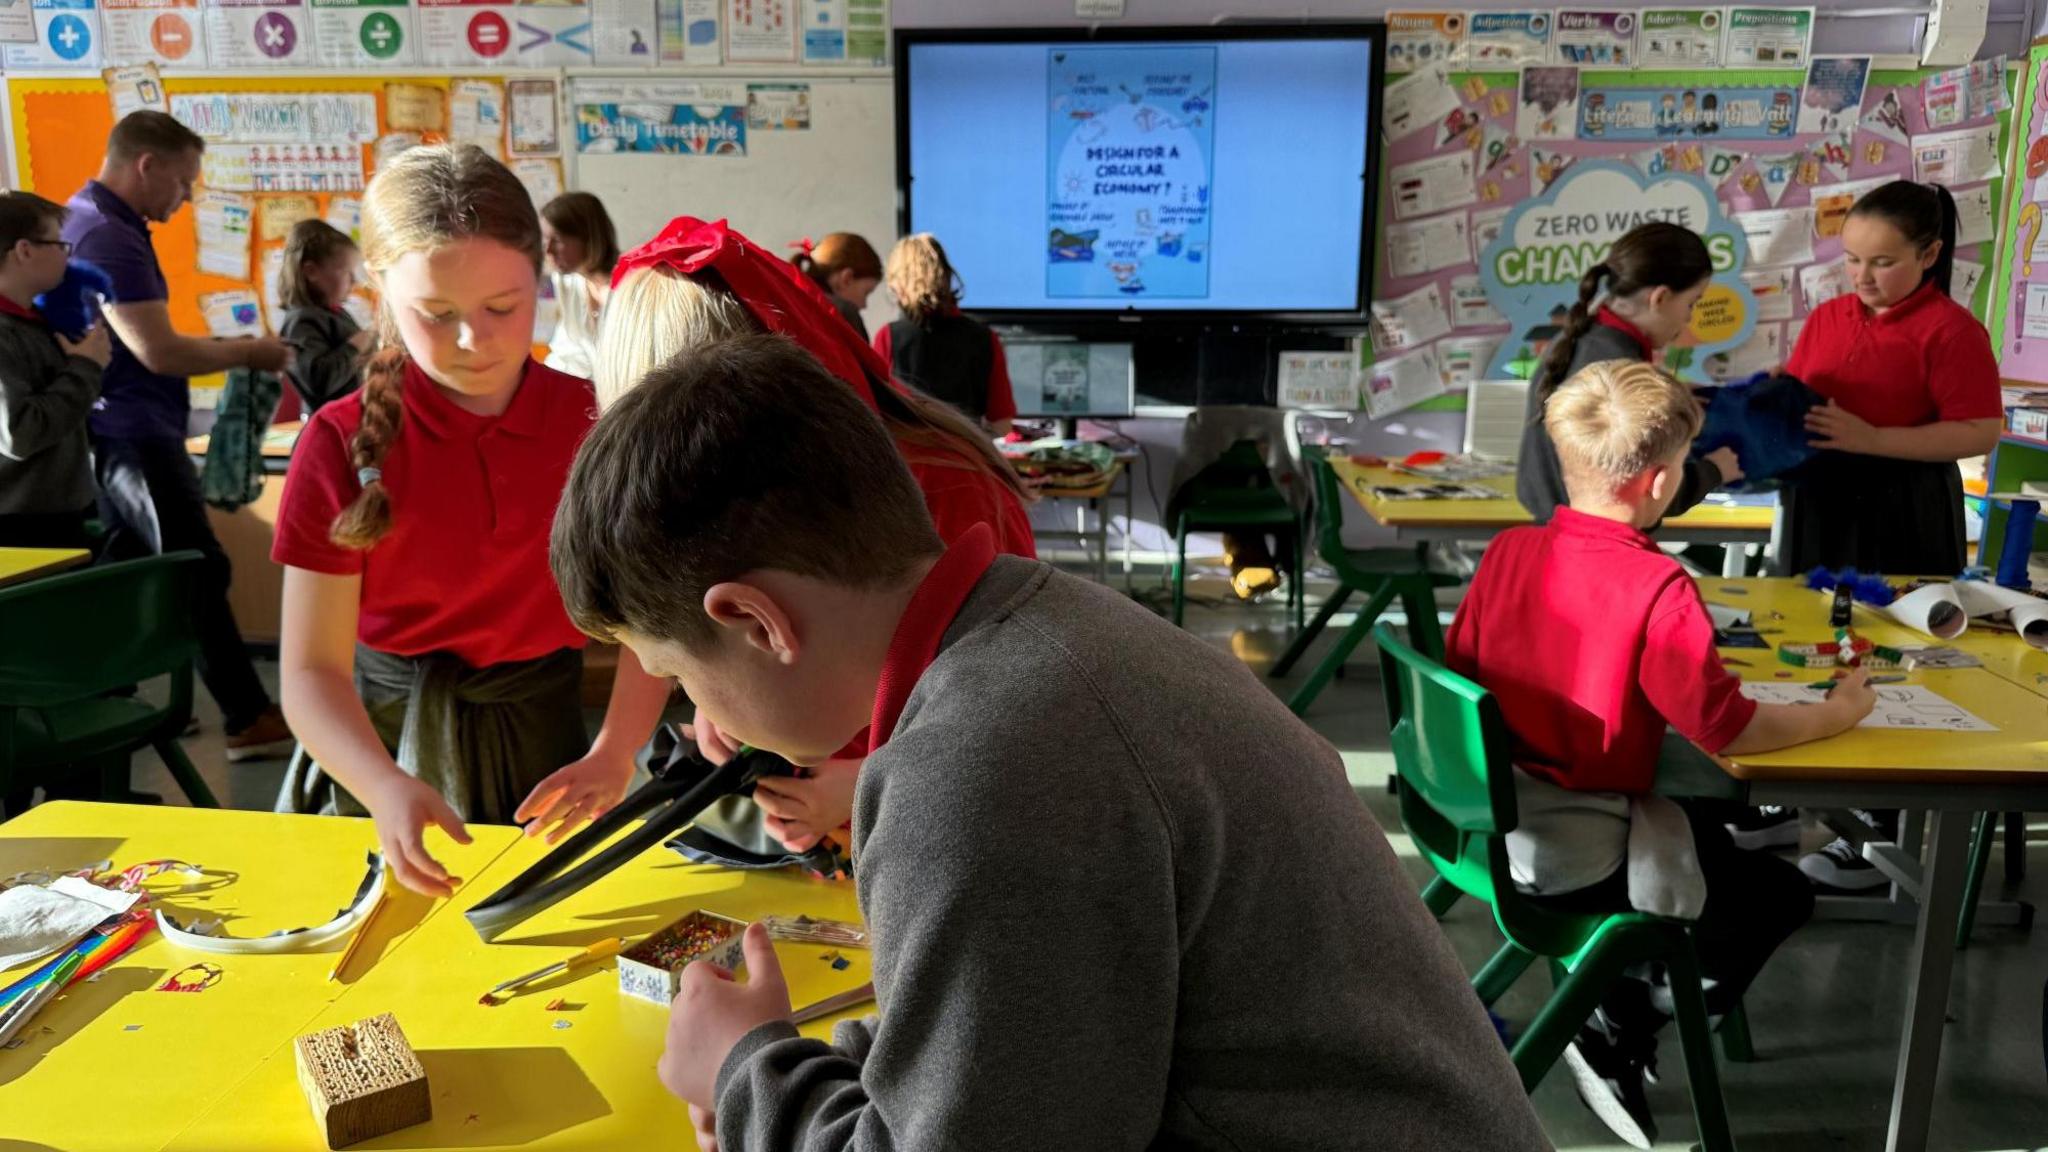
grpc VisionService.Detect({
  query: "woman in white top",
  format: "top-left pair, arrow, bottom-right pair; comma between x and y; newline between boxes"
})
539,192 -> 619,378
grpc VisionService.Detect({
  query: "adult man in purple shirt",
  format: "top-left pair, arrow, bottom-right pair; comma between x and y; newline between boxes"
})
66,111 -> 295,760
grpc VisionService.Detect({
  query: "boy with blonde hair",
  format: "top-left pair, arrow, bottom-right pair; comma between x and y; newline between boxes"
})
1446,360 -> 1874,1148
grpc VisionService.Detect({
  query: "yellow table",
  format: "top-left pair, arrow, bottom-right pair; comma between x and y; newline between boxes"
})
164,826 -> 870,1152
1333,459 -> 1777,577
1685,578 -> 2048,1152
0,803 -> 519,1152
0,547 -> 89,590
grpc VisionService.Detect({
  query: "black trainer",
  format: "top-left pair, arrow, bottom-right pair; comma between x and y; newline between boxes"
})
1725,804 -> 1801,850
1800,808 -> 1892,891
1563,1013 -> 1658,1150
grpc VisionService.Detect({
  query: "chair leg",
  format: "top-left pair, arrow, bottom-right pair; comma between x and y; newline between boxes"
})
1400,578 -> 1447,660
1509,950 -> 1630,1091
154,738 -> 220,809
1286,583 -> 1398,716
1270,585 -> 1354,678
1171,520 -> 1189,627
1473,941 -> 1536,1007
1292,526 -> 1306,632
1956,810 -> 1997,951
1421,874 -> 1461,919
1667,936 -> 1736,1152
1717,997 -> 1756,1062
2006,811 -> 2027,884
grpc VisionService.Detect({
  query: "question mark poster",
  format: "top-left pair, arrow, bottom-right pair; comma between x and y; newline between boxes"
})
2002,44 -> 2048,382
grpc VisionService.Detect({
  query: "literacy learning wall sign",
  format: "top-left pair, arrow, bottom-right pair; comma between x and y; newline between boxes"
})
1477,160 -> 1753,383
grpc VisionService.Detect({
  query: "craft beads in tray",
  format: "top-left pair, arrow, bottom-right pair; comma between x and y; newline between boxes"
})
617,911 -> 749,1006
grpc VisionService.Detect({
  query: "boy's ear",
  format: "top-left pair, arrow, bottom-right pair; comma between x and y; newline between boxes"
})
1644,460 -> 1680,503
702,581 -> 801,665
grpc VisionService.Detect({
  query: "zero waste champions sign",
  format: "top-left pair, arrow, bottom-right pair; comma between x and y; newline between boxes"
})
1477,160 -> 1754,383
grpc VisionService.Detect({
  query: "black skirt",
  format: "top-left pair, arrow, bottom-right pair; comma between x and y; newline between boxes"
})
1779,452 -> 1967,577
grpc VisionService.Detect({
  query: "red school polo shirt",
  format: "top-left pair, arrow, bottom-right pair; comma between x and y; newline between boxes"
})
1443,508 -> 1756,794
1784,280 -> 2002,429
272,358 -> 596,668
869,522 -> 999,753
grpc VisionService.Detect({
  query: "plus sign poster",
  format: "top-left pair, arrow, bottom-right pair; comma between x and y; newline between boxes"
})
310,0 -> 411,64
3,0 -> 104,70
100,0 -> 208,66
203,0 -> 311,66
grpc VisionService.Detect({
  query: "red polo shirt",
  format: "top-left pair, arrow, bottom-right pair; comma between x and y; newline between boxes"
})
1444,508 -> 1756,793
869,522 -> 999,754
273,358 -> 596,668
1785,280 -> 2002,428
0,296 -> 43,324
902,446 -> 1037,560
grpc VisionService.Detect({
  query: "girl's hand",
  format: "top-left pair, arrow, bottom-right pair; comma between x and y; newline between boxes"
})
1805,400 -> 1881,454
364,774 -> 472,898
348,329 -> 375,351
752,758 -> 861,853
679,712 -> 742,766
1703,446 -> 1744,485
515,751 -> 637,844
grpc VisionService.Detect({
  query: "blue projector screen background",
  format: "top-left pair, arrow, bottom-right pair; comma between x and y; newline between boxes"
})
904,36 -> 1377,314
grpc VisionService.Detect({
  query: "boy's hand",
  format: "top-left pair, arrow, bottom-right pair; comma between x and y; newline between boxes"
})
1703,445 -> 1744,485
515,751 -> 636,843
364,774 -> 472,898
753,758 -> 859,853
1828,668 -> 1877,727
680,712 -> 743,765
60,325 -> 111,368
688,1105 -> 719,1152
658,923 -> 791,1108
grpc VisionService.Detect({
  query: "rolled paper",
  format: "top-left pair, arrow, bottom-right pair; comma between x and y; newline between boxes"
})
1952,580 -> 2048,651
1882,582 -> 1968,640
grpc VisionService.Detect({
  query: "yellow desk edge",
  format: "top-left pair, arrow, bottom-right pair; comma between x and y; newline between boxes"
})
1332,458 -> 1773,532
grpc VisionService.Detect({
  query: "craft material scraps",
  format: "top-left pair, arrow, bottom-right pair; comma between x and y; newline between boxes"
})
159,963 -> 225,993
760,915 -> 868,948
157,852 -> 385,956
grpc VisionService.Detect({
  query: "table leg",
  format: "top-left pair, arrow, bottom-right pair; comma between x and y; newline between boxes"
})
1721,544 -> 1748,579
1092,496 -> 1108,584
1123,470 -> 1136,593
1886,808 -> 1971,1152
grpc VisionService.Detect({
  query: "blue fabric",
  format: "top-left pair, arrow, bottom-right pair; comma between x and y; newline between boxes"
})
34,260 -> 111,341
1695,372 -> 1824,490
62,181 -> 187,441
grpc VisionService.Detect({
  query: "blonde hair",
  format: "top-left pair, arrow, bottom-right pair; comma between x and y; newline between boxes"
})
330,145 -> 543,550
1543,360 -> 1703,497
884,233 -> 961,323
598,263 -> 1032,505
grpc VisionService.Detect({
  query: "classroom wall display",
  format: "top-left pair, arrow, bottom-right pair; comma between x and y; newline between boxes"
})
101,0 -> 206,65
310,0 -> 412,65
590,0 -> 653,63
0,0 -> 36,41
1636,8 -> 1721,68
1372,56 -> 2013,408
1723,6 -> 1813,67
570,78 -> 746,155
1385,10 -> 1463,75
3,0 -> 104,69
1989,41 -> 2048,384
202,0 -> 312,67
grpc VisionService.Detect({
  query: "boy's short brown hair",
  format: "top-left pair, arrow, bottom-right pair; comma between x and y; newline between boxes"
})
0,190 -> 66,256
551,333 -> 944,647
1543,359 -> 1703,497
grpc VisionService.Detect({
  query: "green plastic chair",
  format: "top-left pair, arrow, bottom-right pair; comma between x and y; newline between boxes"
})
1957,810 -> 2029,949
1170,442 -> 1304,630
1374,622 -> 1734,1151
0,552 -> 219,811
1270,447 -> 1461,715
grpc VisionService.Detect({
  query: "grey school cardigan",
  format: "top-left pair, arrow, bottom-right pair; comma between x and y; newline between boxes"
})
1515,321 -> 1724,524
713,557 -> 1549,1152
0,309 -> 100,518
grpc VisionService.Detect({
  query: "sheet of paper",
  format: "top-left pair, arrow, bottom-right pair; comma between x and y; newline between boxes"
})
1370,283 -> 1453,353
448,79 -> 506,160
257,194 -> 317,244
193,190 -> 253,279
1723,5 -> 1813,67
1737,207 -> 1814,266
1529,147 -> 1577,192
1637,8 -> 1724,67
1385,11 -> 1465,74
508,77 -> 560,155
1388,151 -> 1476,221
103,64 -> 167,120
1954,182 -> 1995,246
323,195 -> 361,241
1465,9 -> 1549,67
260,246 -> 287,333
383,83 -> 444,132
1449,273 -> 1505,328
1861,87 -> 1910,144
1797,57 -> 1870,135
1385,211 -> 1472,279
1516,66 -> 1580,141
746,82 -> 811,130
510,157 -> 565,208
2025,283 -> 2048,340
1737,681 -> 1994,731
1702,322 -> 1782,383
200,288 -> 265,338
1470,206 -> 1511,253
1276,350 -> 1359,411
1437,335 -> 1503,388
1950,258 -> 1985,307
1365,345 -> 1445,420
1551,8 -> 1633,66
725,0 -> 795,62
1810,175 -> 1889,239
1913,124 -> 2003,185
1741,265 -> 1797,321
1800,261 -> 1850,310
1383,64 -> 1460,141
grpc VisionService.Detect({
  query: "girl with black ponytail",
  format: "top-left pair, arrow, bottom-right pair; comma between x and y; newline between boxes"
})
1516,220 -> 1743,522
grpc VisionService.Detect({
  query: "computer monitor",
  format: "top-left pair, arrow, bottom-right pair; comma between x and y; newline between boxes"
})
1006,342 -> 1136,435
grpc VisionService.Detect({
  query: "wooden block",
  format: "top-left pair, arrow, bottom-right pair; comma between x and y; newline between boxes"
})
294,1013 -> 431,1149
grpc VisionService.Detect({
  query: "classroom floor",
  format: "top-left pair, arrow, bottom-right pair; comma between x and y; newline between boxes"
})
127,556 -> 2048,1152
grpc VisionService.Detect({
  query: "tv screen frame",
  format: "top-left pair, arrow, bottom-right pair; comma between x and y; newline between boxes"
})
893,22 -> 1388,326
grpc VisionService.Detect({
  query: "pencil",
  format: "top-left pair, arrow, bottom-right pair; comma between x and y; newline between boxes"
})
327,888 -> 390,983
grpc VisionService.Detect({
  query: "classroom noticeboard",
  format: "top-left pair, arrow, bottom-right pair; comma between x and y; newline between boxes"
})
1990,41 -> 2048,386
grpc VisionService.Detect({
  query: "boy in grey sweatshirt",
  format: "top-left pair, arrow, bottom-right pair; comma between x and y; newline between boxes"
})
550,334 -> 1550,1152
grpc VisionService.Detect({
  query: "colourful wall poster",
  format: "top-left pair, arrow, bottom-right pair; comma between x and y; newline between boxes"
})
572,79 -> 746,154
591,0 -> 654,64
1578,78 -> 1798,142
724,0 -> 789,62
100,0 -> 205,65
417,0 -> 513,65
1385,10 -> 1463,74
514,0 -> 590,64
1046,44 -> 1216,302
1477,161 -> 1753,382
1464,9 -> 1547,68
1551,9 -> 1633,67
0,0 -> 35,43
799,0 -> 839,62
3,0 -> 103,69
656,0 -> 715,62
1996,49 -> 2048,380
309,0 -> 410,64
1724,6 -> 1812,68
1799,57 -> 1871,135
203,0 -> 310,66
1636,8 -> 1721,68
170,91 -> 378,144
